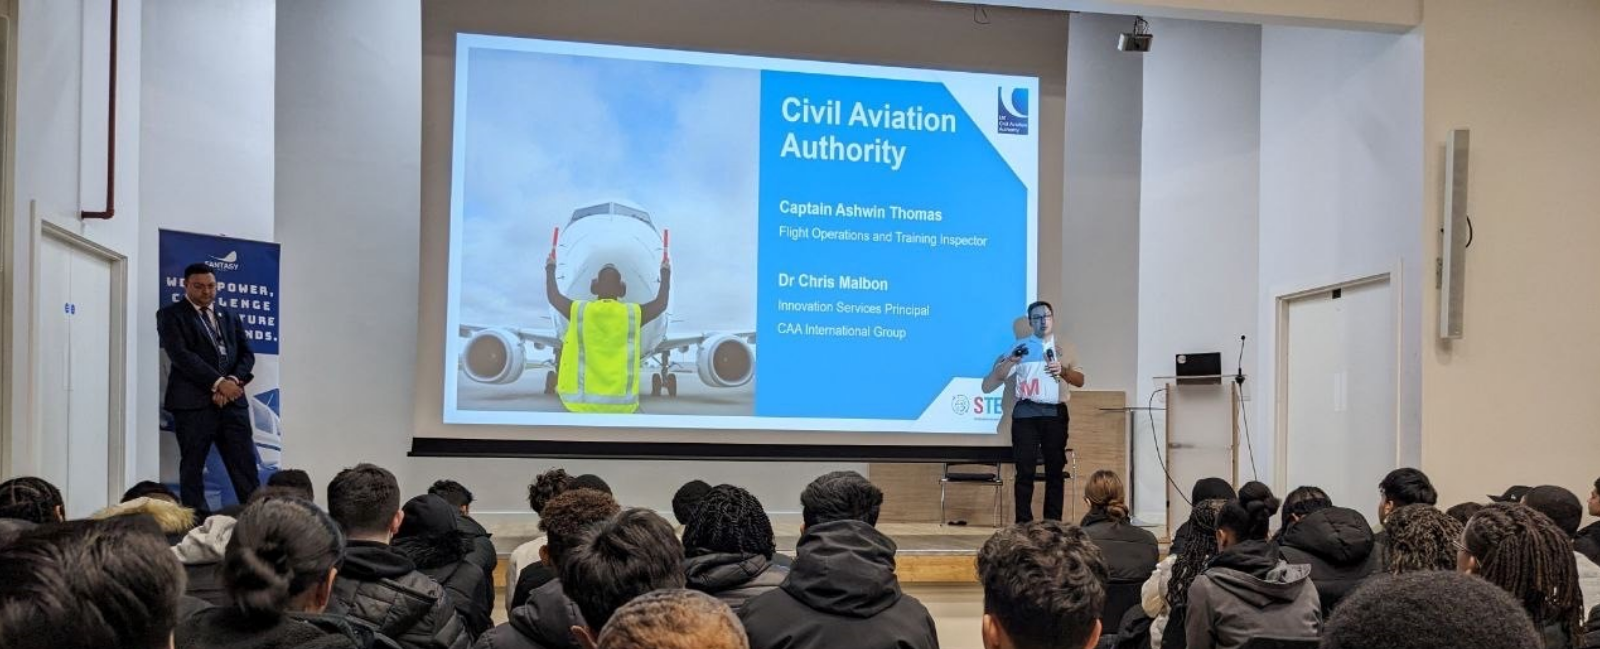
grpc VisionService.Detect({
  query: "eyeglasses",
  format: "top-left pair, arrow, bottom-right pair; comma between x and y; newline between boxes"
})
1028,314 -> 1053,322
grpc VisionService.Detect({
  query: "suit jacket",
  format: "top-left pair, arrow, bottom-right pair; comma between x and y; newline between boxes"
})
158,299 -> 255,411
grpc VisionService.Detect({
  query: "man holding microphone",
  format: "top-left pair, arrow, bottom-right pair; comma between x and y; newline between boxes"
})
982,300 -> 1085,522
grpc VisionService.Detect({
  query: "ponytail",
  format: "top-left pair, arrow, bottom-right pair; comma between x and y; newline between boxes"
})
1084,470 -> 1131,523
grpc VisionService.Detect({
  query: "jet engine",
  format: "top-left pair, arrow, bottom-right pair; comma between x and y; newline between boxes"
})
696,334 -> 754,388
462,328 -> 526,384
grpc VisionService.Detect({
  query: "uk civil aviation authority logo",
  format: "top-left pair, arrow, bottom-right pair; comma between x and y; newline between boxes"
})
998,87 -> 1029,135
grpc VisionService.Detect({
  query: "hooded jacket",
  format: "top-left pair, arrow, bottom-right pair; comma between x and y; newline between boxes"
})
326,540 -> 472,649
1082,509 -> 1160,583
1276,506 -> 1379,616
1578,522 -> 1600,568
393,495 -> 493,638
1184,540 -> 1321,649
93,496 -> 197,541
739,520 -> 938,649
177,606 -> 398,649
472,579 -> 586,649
455,514 -> 498,590
171,514 -> 238,606
684,551 -> 788,611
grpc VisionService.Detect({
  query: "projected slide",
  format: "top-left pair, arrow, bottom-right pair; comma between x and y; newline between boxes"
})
444,34 -> 1038,434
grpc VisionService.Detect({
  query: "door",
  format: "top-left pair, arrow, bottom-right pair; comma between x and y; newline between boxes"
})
35,227 -> 120,518
1282,278 -> 1396,523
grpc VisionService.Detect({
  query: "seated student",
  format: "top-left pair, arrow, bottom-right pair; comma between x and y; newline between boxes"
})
1321,571 -> 1543,649
1380,503 -> 1463,574
510,474 -> 614,612
429,480 -> 498,596
394,494 -> 493,638
1184,498 -> 1320,649
978,521 -> 1108,649
324,463 -> 472,649
1522,485 -> 1600,615
672,480 -> 713,527
123,480 -> 182,504
1274,488 -> 1379,616
561,508 -> 688,648
1237,482 -> 1280,526
477,488 -> 620,649
1577,479 -> 1600,569
1374,468 -> 1439,566
267,469 -> 317,502
1447,501 -> 1484,525
596,589 -> 747,649
1271,486 -> 1330,543
92,489 -> 197,544
507,468 -> 575,612
740,471 -> 938,649
1170,479 -> 1236,556
176,495 -> 388,649
683,484 -> 788,611
1460,503 -> 1585,649
0,475 -> 66,524
1141,499 -> 1226,649
0,517 -> 185,649
1081,470 -> 1159,582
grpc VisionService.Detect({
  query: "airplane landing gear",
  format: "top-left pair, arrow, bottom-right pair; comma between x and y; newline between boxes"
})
544,370 -> 556,394
651,351 -> 677,397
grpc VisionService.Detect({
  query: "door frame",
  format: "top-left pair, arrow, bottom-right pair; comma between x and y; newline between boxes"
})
1272,264 -> 1404,493
31,217 -> 129,504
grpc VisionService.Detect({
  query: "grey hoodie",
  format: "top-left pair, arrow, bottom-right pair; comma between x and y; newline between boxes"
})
1185,540 -> 1321,649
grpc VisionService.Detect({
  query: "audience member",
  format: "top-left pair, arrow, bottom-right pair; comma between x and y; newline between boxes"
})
1170,479 -> 1236,556
740,471 -> 938,649
1080,470 -> 1156,631
122,480 -> 180,504
430,479 -> 499,595
1184,498 -> 1320,649
394,493 -> 494,638
1378,468 -> 1439,522
1580,479 -> 1600,567
1275,489 -> 1378,616
92,492 -> 197,543
171,508 -> 239,606
507,468 -> 576,612
175,495 -> 386,649
978,521 -> 1107,649
1321,571 -> 1543,649
560,508 -> 687,648
1447,501 -> 1484,526
1273,486 -> 1332,543
0,476 -> 66,524
267,469 -> 316,502
1381,504 -> 1462,574
509,474 -> 615,611
570,475 -> 612,495
477,488 -> 619,649
0,517 -> 185,649
324,463 -> 471,649
682,484 -> 788,610
1460,503 -> 1583,649
597,589 -> 747,649
1237,481 -> 1281,522
1491,485 -> 1535,503
1142,499 -> 1226,649
672,480 -> 713,525
1520,486 -> 1600,624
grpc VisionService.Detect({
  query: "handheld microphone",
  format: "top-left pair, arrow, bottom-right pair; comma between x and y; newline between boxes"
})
1046,348 -> 1058,377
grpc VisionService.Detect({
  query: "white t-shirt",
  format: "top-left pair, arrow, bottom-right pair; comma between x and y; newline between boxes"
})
1005,336 -> 1083,405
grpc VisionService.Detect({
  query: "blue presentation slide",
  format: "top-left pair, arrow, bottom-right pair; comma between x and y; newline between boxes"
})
443,34 -> 1038,434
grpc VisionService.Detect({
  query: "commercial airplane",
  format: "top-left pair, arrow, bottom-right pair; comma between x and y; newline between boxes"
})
458,201 -> 755,397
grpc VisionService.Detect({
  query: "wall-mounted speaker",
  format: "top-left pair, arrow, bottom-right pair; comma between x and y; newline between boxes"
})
1439,129 -> 1469,340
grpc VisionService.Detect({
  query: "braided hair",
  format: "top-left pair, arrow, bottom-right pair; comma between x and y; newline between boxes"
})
1463,503 -> 1582,648
681,485 -> 775,560
0,477 -> 64,524
1167,498 -> 1226,610
1384,503 -> 1463,574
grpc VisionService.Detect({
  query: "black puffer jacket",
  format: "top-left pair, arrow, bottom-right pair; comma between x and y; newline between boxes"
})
739,520 -> 938,649
393,496 -> 493,638
1277,506 -> 1379,616
455,514 -> 498,589
177,607 -> 397,649
1081,510 -> 1159,582
326,541 -> 472,649
684,551 -> 788,611
472,579 -> 586,649
1576,522 -> 1600,567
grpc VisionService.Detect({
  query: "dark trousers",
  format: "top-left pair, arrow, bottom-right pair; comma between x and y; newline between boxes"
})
1012,404 -> 1069,522
172,406 -> 259,511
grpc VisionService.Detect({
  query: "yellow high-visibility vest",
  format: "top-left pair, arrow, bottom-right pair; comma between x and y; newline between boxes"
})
556,299 -> 642,413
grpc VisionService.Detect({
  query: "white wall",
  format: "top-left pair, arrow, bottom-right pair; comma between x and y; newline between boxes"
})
1063,13 -> 1142,400
1133,18 -> 1261,522
7,0 -> 146,484
139,0 -> 277,482
1418,0 -> 1600,514
1256,25 -> 1423,495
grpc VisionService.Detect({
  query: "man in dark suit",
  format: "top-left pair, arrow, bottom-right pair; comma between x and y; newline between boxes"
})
157,262 -> 258,510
